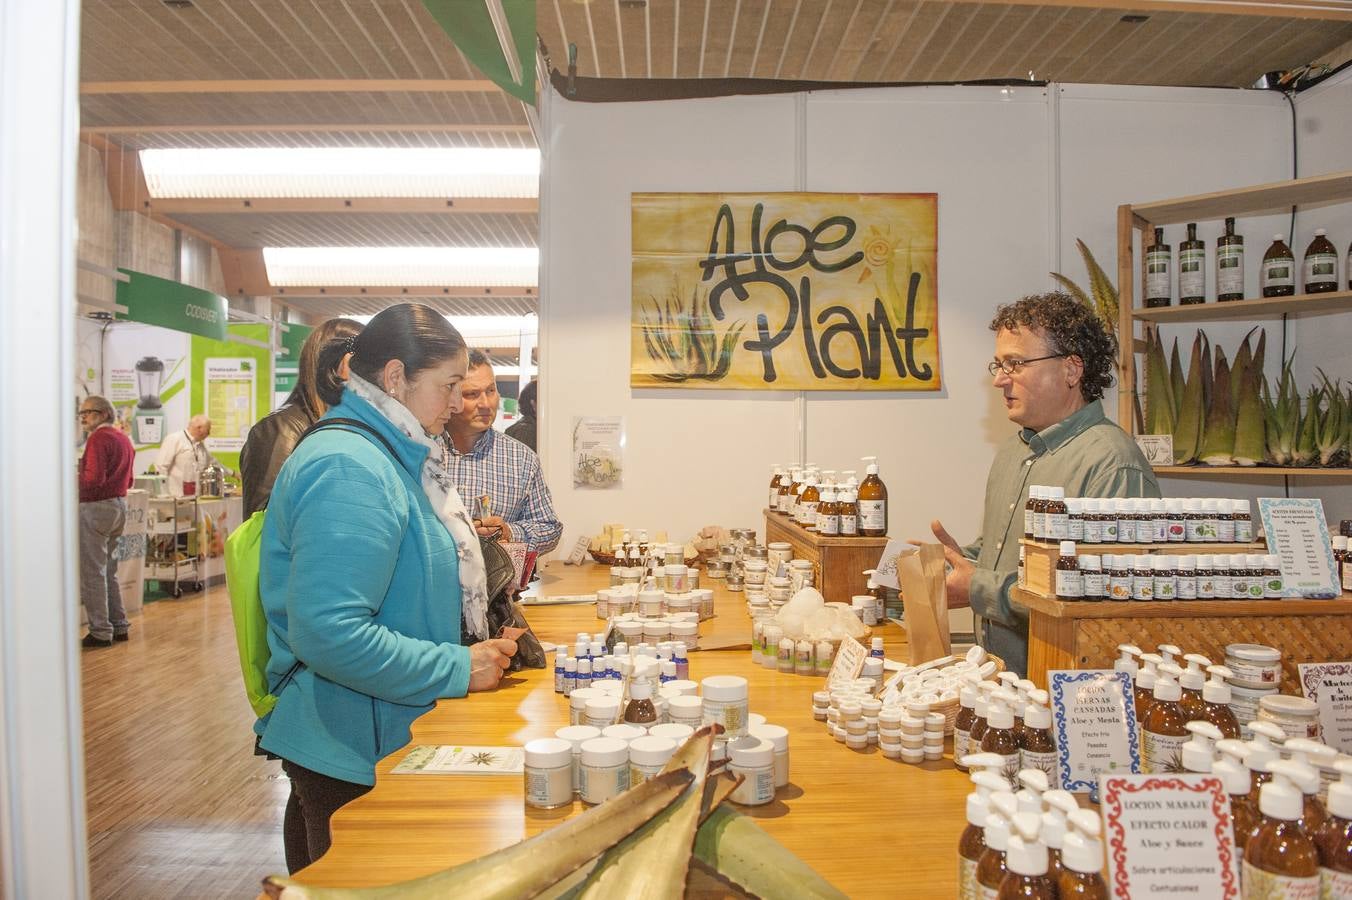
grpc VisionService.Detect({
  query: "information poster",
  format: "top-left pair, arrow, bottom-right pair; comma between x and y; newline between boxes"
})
391,745 -> 524,775
1299,661 -> 1351,751
1049,670 -> 1140,793
1257,497 -> 1339,597
203,357 -> 256,453
1100,774 -> 1240,900
572,416 -> 624,489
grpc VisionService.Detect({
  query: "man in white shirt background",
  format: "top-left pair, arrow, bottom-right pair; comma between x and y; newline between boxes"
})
156,414 -> 227,496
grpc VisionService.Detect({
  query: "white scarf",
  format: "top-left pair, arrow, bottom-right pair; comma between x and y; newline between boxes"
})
346,373 -> 490,642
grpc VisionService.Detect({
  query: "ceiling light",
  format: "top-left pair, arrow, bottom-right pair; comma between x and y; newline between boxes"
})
139,148 -> 539,199
263,247 -> 538,287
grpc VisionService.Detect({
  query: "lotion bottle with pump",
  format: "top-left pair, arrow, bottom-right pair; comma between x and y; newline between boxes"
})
1041,790 -> 1077,882
1314,759 -> 1352,899
1115,643 -> 1141,682
1020,691 -> 1058,789
1181,720 -> 1222,774
997,812 -> 1057,900
1058,808 -> 1108,899
1158,644 -> 1181,667
1135,653 -> 1162,734
1179,653 -> 1211,721
981,690 -> 1022,789
1283,739 -> 1334,835
1247,721 -> 1286,799
1015,768 -> 1049,816
1143,668 -> 1187,774
959,763 -> 1011,900
1244,760 -> 1321,895
955,677 -> 981,771
1214,749 -> 1261,866
977,792 -> 1018,900
970,683 -> 996,750
1200,665 -> 1241,739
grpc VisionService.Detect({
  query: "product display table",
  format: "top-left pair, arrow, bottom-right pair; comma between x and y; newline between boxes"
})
1020,587 -> 1352,693
291,561 -> 970,898
762,508 -> 890,607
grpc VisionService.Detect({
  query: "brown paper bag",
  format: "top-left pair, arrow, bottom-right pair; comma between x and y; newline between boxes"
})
899,543 -> 950,665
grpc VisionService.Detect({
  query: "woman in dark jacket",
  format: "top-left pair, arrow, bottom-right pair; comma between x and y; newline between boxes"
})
240,317 -> 362,517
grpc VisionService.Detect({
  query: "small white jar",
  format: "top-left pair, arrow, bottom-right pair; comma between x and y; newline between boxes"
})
649,722 -> 694,744
701,675 -> 750,738
666,565 -> 689,594
578,737 -> 631,805
555,724 -> 601,795
750,723 -> 790,788
744,559 -> 768,586
524,738 -> 574,809
665,679 -> 698,697
628,735 -> 677,784
1225,643 -> 1282,689
665,593 -> 694,615
638,589 -> 665,618
1258,694 -> 1320,739
584,696 -> 622,730
670,621 -> 698,651
696,588 -> 716,620
643,621 -> 670,644
767,542 -> 793,571
686,567 -> 700,590
595,591 -> 611,619
1228,681 -> 1278,728
616,620 -> 643,643
668,694 -> 703,728
602,723 -> 647,744
728,738 -> 776,806
569,687 -> 602,726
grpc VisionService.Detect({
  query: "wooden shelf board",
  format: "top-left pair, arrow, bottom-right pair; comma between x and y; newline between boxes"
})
1016,586 -> 1352,619
1021,538 -> 1264,553
761,509 -> 890,548
1129,170 -> 1352,225
1153,465 -> 1352,477
1132,291 -> 1352,323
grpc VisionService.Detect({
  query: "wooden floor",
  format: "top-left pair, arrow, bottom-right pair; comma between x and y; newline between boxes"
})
82,582 -> 287,899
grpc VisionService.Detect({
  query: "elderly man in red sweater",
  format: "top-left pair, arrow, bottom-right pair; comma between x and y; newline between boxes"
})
78,396 -> 136,648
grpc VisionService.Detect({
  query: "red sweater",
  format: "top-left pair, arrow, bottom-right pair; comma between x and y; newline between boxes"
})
80,425 -> 135,502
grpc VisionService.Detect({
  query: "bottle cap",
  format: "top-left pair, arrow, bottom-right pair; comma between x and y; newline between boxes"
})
987,691 -> 1016,730
1334,536 -> 1349,551
1062,810 -> 1105,874
1040,800 -> 1070,851
1196,553 -> 1213,567
579,736 -> 629,768
959,684 -> 978,709
1133,557 -> 1152,573
872,636 -> 884,652
1213,758 -> 1251,797
1180,653 -> 1210,690
1263,554 -> 1280,569
1202,499 -> 1219,514
1261,760 -> 1307,820
630,679 -> 652,700
649,722 -> 694,744
569,687 -> 601,711
1049,486 -> 1065,500
1246,721 -> 1285,773
1067,497 -> 1083,513
1152,674 -> 1182,703
700,674 -> 748,702
627,735 -> 677,767
1059,540 -> 1077,557
1203,666 -> 1233,704
555,724 -> 602,749
565,658 -> 578,674
1182,721 -> 1222,773
1185,498 -> 1204,514
1152,555 -> 1171,572
1158,644 -> 1181,664
1166,498 -> 1184,513
523,737 -> 573,769
1078,554 -> 1101,569
729,737 -> 774,769
1005,813 -> 1049,876
1024,690 -> 1051,730
1217,498 -> 1233,515
964,754 -> 1011,778
1083,498 -> 1098,513
1017,769 -> 1049,805
1177,555 -> 1197,570
861,456 -> 879,475
1273,233 -> 1286,241
1328,759 -> 1352,820
983,794 -> 1017,851
602,723 -> 646,743
1283,739 -> 1335,796
1138,653 -> 1162,690
1116,644 -> 1142,677
1315,228 -> 1327,235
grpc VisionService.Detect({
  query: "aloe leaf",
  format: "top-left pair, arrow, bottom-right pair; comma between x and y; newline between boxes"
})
1145,330 -> 1175,435
1230,327 -> 1256,413
1233,358 -> 1266,467
1049,272 -> 1093,310
1078,239 -> 1120,329
1294,386 -> 1321,466
1199,348 -> 1235,465
1200,332 -> 1214,413
1169,337 -> 1185,420
1171,333 -> 1206,465
1316,371 -> 1347,466
694,805 -> 849,900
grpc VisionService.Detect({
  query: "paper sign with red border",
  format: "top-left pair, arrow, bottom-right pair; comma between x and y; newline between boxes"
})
827,635 -> 868,689
1299,660 -> 1351,753
1100,774 -> 1239,900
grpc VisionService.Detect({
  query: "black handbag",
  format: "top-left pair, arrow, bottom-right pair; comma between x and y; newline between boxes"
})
474,536 -> 547,671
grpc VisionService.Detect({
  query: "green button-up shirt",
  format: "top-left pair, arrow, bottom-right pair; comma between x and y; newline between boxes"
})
964,399 -> 1160,676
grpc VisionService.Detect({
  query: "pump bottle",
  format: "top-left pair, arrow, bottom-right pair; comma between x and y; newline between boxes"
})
981,690 -> 1023,789
1244,760 -> 1321,895
1179,653 -> 1211,722
997,812 -> 1058,899
857,456 -> 888,537
1020,690 -> 1058,789
1143,668 -> 1187,774
1135,653 -> 1163,737
955,678 -> 981,771
1200,665 -> 1241,739
1041,790 -> 1078,882
977,792 -> 1018,900
1283,739 -> 1334,835
1215,746 -> 1261,865
1247,721 -> 1286,800
1313,759 -> 1352,899
959,763 -> 1011,900
1058,808 -> 1108,899
1181,720 -> 1222,774
1015,769 -> 1049,817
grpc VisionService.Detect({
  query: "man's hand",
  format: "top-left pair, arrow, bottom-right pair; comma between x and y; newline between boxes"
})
467,637 -> 518,692
474,515 -> 512,542
909,519 -> 974,609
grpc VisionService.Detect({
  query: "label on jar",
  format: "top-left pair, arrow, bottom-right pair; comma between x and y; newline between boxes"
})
1321,867 -> 1352,899
1263,258 -> 1294,291
1197,572 -> 1215,599
1217,518 -> 1236,543
1019,749 -> 1060,788
1110,574 -> 1133,600
1118,517 -> 1137,543
579,762 -> 630,804
1146,248 -> 1171,300
1103,518 -> 1119,541
1235,519 -> 1253,543
816,511 -> 839,535
770,489 -> 780,509
730,764 -> 775,805
1167,517 -> 1187,542
1055,568 -> 1083,598
953,727 -> 971,764
1247,580 -> 1264,600
1242,860 -> 1319,899
1217,244 -> 1244,295
1024,506 -> 1035,537
1047,512 -> 1069,541
1186,519 -> 1214,542
1083,518 -> 1104,543
1265,574 -> 1285,598
1083,571 -> 1106,599
1179,248 -> 1205,298
1069,516 -> 1084,542
839,514 -> 858,535
1132,575 -> 1154,601
1304,252 -> 1337,287
1212,574 -> 1233,598
1343,562 -> 1352,592
1177,575 -> 1197,600
1232,574 -> 1251,598
1033,510 -> 1047,540
1151,519 -> 1168,543
1142,730 -> 1186,773
1154,575 -> 1176,600
796,501 -> 818,525
859,500 -> 886,531
958,856 -> 979,900
1227,659 -> 1279,685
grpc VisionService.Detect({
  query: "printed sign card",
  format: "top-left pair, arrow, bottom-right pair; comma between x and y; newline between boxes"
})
1100,774 -> 1240,900
1256,497 -> 1339,597
827,635 -> 868,689
1049,670 -> 1140,793
1134,435 -> 1174,467
392,745 -> 525,775
1299,661 -> 1352,752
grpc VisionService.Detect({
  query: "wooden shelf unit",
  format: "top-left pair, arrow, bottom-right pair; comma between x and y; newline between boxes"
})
1152,465 -> 1352,477
1115,169 -> 1352,474
762,509 -> 889,607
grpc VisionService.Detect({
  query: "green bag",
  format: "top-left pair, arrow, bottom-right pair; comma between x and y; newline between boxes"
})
225,417 -> 399,720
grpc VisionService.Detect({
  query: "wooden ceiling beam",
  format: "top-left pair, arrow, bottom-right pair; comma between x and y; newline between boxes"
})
937,0 -> 1352,21
271,285 -> 537,298
80,79 -> 502,95
78,123 -> 533,135
217,248 -> 271,298
146,197 -> 538,215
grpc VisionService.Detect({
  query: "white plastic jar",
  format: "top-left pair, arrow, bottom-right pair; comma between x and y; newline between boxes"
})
1225,643 -> 1282,689
666,565 -> 688,594
628,735 -> 677,784
643,620 -> 670,644
667,694 -> 703,728
670,621 -> 698,651
767,542 -> 793,572
569,687 -> 602,726
616,620 -> 643,644
1228,681 -> 1278,730
638,589 -> 665,618
749,723 -> 790,788
744,559 -> 768,586
584,696 -> 622,730
523,738 -> 574,809
665,679 -> 699,697
728,738 -> 776,806
649,722 -> 694,745
555,724 -> 601,795
595,591 -> 611,619
701,675 -> 750,738
696,588 -> 716,621
602,723 -> 647,744
686,567 -> 700,590
665,593 -> 694,615
578,737 -> 630,805
1258,694 -> 1320,739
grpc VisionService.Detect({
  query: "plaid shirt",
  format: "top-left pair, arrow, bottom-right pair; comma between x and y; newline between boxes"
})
441,428 -> 562,553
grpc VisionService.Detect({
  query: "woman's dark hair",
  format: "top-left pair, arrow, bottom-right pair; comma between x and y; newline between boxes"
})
287,317 -> 363,418
988,291 -> 1117,402
517,380 -> 537,419
316,303 -> 467,407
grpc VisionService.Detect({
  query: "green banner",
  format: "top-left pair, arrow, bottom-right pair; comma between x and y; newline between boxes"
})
275,370 -> 298,393
279,322 -> 313,364
116,269 -> 228,341
422,0 -> 536,104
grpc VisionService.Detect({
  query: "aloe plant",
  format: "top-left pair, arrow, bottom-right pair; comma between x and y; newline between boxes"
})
1315,370 -> 1348,466
1050,239 -> 1119,335
1171,333 -> 1207,465
1144,330 -> 1176,436
1199,349 -> 1235,466
1262,354 -> 1300,465
1168,338 -> 1185,421
637,282 -> 746,382
1294,386 -> 1321,466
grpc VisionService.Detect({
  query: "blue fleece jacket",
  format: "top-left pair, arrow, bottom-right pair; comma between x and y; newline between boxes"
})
254,388 -> 471,785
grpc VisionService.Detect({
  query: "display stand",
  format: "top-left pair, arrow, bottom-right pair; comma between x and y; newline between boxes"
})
763,509 -> 889,606
146,495 -> 200,598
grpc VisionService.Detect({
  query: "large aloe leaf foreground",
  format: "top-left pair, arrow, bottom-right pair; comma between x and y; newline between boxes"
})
1050,239 -> 1119,335
638,282 -> 747,382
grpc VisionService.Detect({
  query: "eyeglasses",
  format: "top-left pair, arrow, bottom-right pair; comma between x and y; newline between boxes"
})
77,410 -> 99,418
988,354 -> 1067,377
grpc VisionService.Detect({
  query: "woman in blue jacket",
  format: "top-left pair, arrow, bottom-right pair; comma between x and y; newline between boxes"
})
255,303 -> 519,872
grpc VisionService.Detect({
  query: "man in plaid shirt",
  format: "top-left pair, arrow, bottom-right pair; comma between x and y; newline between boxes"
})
441,351 -> 562,554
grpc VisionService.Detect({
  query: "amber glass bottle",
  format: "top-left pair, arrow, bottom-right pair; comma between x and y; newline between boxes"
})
623,679 -> 658,725
857,457 -> 888,537
1244,763 -> 1321,897
1313,765 -> 1352,900
1304,229 -> 1339,293
981,694 -> 1022,790
1262,234 -> 1296,298
1142,674 -> 1187,774
1214,757 -> 1260,866
976,799 -> 1015,900
954,684 -> 979,772
797,477 -> 820,528
768,466 -> 783,511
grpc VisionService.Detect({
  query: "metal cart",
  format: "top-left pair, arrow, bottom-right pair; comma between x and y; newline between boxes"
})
146,495 -> 201,598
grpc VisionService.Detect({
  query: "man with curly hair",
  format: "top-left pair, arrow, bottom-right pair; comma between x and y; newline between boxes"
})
919,292 -> 1159,676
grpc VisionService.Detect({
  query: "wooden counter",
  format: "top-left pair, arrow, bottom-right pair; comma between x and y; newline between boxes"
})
291,561 -> 970,898
763,508 -> 890,606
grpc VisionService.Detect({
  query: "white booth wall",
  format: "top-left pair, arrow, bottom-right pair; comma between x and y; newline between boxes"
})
540,79 -> 1352,562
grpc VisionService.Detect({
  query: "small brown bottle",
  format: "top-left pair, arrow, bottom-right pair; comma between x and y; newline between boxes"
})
837,488 -> 859,536
1142,671 -> 1187,774
1314,760 -> 1352,900
1262,234 -> 1296,297
1246,722 -> 1286,801
1024,486 -> 1041,540
1244,761 -> 1321,896
960,770 -> 1008,897
997,814 -> 1058,900
1045,488 -> 1069,541
1284,741 -> 1333,838
1058,809 -> 1109,900
1054,541 -> 1083,600
622,678 -> 658,725
1134,653 -> 1161,731
1216,216 -> 1244,301
954,682 -> 980,771
768,465 -> 784,512
1303,228 -> 1339,293
1145,227 -> 1172,308
857,457 -> 888,537
969,688 -> 992,751
777,468 -> 798,515
981,691 -> 1022,790
1214,754 -> 1261,867
796,476 -> 820,528
815,488 -> 840,535
1019,692 -> 1057,786
1179,222 -> 1206,304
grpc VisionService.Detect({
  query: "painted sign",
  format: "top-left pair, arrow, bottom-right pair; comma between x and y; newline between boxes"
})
116,269 -> 228,342
631,192 -> 939,390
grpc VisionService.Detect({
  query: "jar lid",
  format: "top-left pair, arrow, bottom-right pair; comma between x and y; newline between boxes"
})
570,687 -> 602,709
586,697 -> 621,717
602,723 -> 647,742
668,695 -> 703,713
1226,643 -> 1281,662
750,722 -> 788,751
671,622 -> 697,635
627,734 -> 677,766
744,559 -> 768,569
580,736 -> 629,767
768,542 -> 791,550
524,737 -> 573,768
1260,694 -> 1317,717
729,736 -> 774,767
555,724 -> 602,746
791,559 -> 814,569
649,723 -> 694,743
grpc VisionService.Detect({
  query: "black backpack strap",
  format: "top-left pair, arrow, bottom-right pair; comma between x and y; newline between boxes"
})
298,417 -> 400,460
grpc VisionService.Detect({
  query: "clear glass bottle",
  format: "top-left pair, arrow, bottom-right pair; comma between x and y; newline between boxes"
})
1145,227 -> 1172,308
1179,222 -> 1206,304
1304,228 -> 1339,294
1216,216 -> 1244,301
1262,234 -> 1296,298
